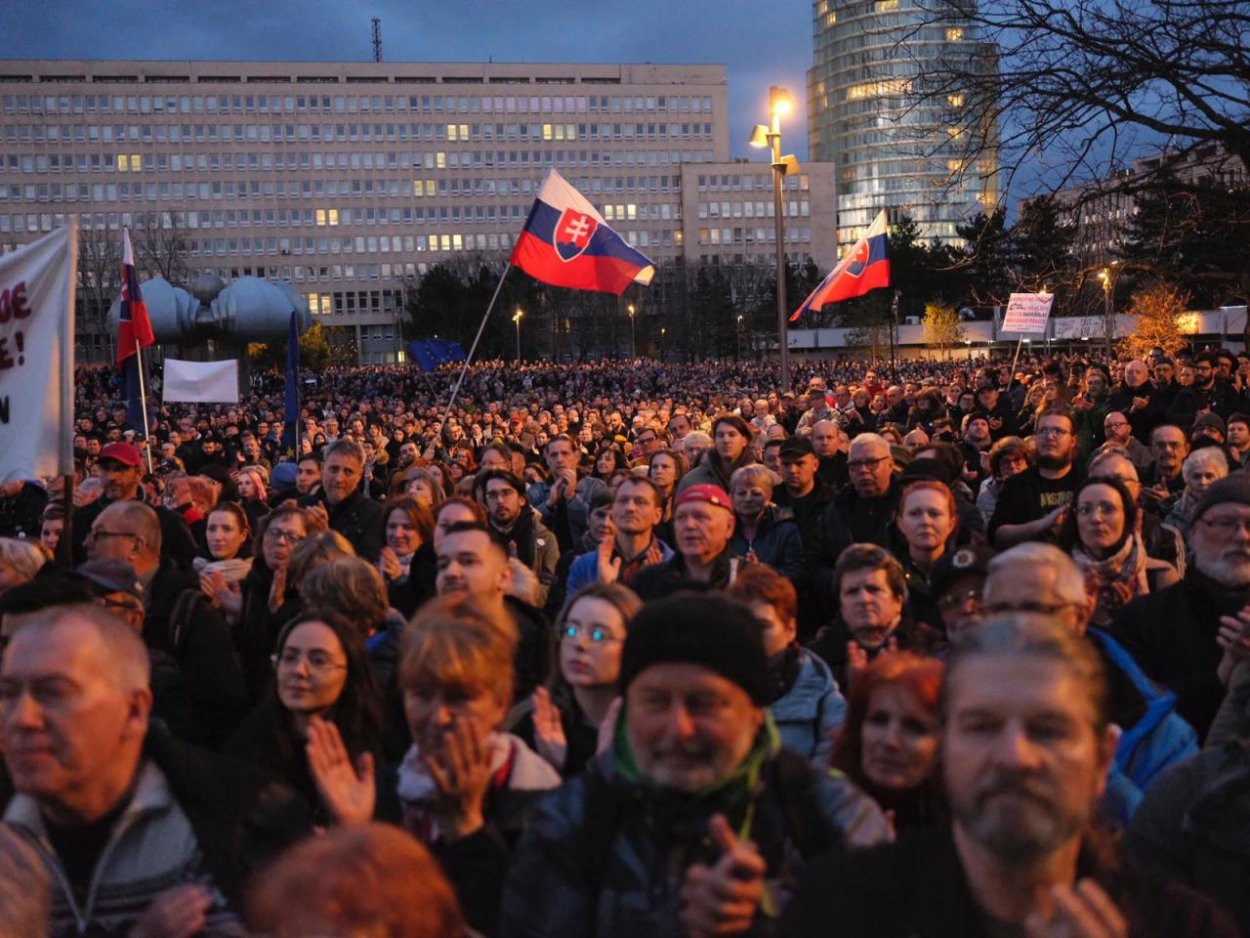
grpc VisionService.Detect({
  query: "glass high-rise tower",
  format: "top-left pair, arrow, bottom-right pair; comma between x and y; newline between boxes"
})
808,0 -> 999,249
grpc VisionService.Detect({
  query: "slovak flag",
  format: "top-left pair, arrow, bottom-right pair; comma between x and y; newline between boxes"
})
510,168 -> 655,295
117,228 -> 154,366
790,209 -> 891,321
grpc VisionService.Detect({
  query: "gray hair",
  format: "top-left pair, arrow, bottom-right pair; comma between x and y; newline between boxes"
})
985,542 -> 1085,605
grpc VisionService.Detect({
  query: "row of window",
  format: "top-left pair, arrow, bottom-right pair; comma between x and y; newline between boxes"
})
699,201 -> 812,220
1,92 -> 717,118
696,173 -> 809,193
697,227 -> 813,246
8,120 -> 717,146
5,146 -> 719,177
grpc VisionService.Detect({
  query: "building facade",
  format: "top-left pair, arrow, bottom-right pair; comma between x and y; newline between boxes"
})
807,0 -> 998,250
0,58 -> 836,364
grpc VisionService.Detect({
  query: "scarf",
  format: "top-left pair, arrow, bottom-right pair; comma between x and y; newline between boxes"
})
1073,534 -> 1148,627
395,733 -> 513,844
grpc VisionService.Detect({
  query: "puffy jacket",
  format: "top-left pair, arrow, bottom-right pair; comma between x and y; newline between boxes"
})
500,718 -> 888,938
1090,628 -> 1198,821
769,649 -> 846,769
730,506 -> 805,581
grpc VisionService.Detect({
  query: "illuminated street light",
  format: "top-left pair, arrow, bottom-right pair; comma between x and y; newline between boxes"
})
628,303 -> 636,358
512,307 -> 523,361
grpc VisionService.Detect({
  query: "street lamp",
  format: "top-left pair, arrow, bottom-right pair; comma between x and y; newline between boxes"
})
660,326 -> 667,362
1097,263 -> 1118,355
737,314 -> 744,360
628,303 -> 636,359
749,85 -> 800,393
512,307 -> 523,361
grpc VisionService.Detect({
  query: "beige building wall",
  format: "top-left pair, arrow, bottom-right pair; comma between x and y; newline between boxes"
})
0,59 -> 728,363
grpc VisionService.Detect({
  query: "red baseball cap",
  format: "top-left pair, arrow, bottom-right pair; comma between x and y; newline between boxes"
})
98,442 -> 142,467
674,484 -> 733,512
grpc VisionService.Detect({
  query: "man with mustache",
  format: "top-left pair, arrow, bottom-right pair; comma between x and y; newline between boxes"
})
1112,473 -> 1250,741
989,409 -> 1082,549
782,615 -> 1236,937
501,593 -> 887,937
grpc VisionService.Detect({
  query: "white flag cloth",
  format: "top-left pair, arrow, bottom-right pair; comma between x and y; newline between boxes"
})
162,359 -> 239,403
0,224 -> 77,482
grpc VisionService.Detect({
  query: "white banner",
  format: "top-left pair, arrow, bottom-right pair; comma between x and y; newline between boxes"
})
1001,292 -> 1056,335
162,359 -> 239,403
0,224 -> 77,482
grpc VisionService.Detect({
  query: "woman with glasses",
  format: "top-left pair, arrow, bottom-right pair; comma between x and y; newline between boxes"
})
1059,477 -> 1179,628
226,610 -> 382,827
518,583 -> 641,776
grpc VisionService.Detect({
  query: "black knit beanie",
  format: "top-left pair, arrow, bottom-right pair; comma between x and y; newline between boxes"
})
1193,470 -> 1250,525
620,592 -> 769,704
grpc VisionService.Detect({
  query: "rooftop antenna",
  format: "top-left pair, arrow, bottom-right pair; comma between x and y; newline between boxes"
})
372,18 -> 382,63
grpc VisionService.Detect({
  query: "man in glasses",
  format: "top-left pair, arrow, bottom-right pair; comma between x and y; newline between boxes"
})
1102,410 -> 1153,474
1113,473 -> 1250,741
989,409 -> 1081,549
982,543 -> 1197,821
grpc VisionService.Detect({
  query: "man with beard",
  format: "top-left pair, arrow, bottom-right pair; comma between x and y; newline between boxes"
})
479,470 -> 559,606
782,615 -> 1236,937
1169,352 -> 1244,429
301,439 -> 386,563
1113,473 -> 1250,741
989,409 -> 1082,549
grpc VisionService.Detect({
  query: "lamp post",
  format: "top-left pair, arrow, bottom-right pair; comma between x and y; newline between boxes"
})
737,314 -> 744,360
1098,263 -> 1117,355
660,327 -> 667,362
512,307 -> 523,361
628,303 -> 636,359
749,86 -> 799,394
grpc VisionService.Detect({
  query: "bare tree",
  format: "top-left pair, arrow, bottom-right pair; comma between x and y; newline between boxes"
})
131,211 -> 190,284
913,0 -> 1250,198
76,223 -> 121,362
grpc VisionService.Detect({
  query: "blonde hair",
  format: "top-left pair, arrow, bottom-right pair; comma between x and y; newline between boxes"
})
0,537 -> 48,584
401,597 -> 518,707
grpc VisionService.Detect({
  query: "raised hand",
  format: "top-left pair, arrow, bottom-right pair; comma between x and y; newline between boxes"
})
306,714 -> 376,826
596,518 -> 622,584
530,687 -> 568,771
377,545 -> 404,582
679,814 -> 767,937
1025,879 -> 1127,938
424,718 -> 494,841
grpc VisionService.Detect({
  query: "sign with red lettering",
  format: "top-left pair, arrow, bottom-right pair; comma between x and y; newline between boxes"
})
0,224 -> 77,481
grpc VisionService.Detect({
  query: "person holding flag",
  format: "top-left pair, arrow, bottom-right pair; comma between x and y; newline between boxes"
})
790,210 -> 890,322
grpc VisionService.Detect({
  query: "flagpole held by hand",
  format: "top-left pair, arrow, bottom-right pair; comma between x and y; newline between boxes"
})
134,338 -> 153,474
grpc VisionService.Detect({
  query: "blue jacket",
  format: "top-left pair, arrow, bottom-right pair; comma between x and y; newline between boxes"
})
564,538 -> 676,601
1090,628 -> 1198,821
729,506 -> 805,582
770,649 -> 846,769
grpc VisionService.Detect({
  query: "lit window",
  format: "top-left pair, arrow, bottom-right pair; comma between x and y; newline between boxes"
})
875,0 -> 898,11
946,27 -> 964,41
435,152 -> 446,169
316,209 -> 327,226
947,93 -> 965,107
328,209 -> 339,226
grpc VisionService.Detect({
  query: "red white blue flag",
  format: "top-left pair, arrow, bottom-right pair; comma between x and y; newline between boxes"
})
117,228 -> 154,365
790,209 -> 890,321
510,169 -> 655,295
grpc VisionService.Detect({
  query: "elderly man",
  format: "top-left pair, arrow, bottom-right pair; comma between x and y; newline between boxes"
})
1102,410 -> 1153,473
87,501 -> 246,749
807,432 -> 901,606
983,543 -> 1197,821
809,418 -> 849,490
1108,358 -> 1159,442
301,438 -> 386,562
1113,473 -> 1250,741
69,441 -> 197,569
632,484 -> 737,600
783,615 -> 1235,936
1,603 -> 305,937
501,593 -> 888,937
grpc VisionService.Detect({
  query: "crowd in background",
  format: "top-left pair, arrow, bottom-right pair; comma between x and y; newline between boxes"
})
0,347 -> 1249,936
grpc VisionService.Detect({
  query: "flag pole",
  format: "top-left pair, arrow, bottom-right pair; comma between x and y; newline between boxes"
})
433,264 -> 513,452
133,338 -> 154,474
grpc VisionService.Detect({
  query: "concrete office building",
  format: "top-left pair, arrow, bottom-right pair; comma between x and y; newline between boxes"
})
807,0 -> 998,250
0,58 -> 835,363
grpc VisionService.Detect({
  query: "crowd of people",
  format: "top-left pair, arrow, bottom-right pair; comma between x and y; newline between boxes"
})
1,347 -> 1250,936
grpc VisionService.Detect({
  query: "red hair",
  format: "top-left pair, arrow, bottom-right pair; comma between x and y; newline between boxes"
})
830,652 -> 944,790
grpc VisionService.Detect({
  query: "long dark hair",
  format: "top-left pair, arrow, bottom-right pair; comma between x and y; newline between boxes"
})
1057,476 -> 1137,558
271,610 -> 383,762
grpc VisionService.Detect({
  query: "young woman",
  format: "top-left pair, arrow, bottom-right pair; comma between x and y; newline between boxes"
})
519,583 -> 642,776
236,466 -> 271,526
648,448 -> 686,545
729,565 -> 846,768
1060,477 -> 1179,627
894,480 -> 960,633
592,444 -> 629,481
196,501 -> 254,605
226,611 -> 382,827
831,651 -> 945,833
